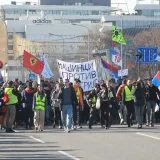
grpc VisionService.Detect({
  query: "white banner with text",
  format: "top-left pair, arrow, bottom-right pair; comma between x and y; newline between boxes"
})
57,59 -> 98,92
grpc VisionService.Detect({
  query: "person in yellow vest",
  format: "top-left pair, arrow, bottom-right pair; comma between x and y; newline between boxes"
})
4,81 -> 18,133
87,83 -> 100,129
122,80 -> 135,127
73,79 -> 84,129
33,83 -> 47,131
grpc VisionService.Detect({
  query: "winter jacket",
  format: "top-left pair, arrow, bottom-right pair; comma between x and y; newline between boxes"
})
73,84 -> 84,106
22,88 -> 35,108
58,86 -> 78,109
133,87 -> 146,106
116,84 -> 127,103
146,85 -> 159,102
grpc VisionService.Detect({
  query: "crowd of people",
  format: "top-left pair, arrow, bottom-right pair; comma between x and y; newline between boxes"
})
0,76 -> 160,133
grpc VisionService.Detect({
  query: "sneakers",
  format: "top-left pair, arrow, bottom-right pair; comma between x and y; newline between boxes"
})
6,128 -> 15,133
146,123 -> 149,126
150,123 -> 154,127
89,126 -> 92,129
72,126 -> 77,130
35,127 -> 38,131
138,125 -> 142,129
59,126 -> 62,129
120,119 -> 124,125
77,126 -> 82,129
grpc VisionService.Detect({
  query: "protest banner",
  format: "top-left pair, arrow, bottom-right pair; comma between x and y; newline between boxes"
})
118,69 -> 128,77
57,59 -> 98,92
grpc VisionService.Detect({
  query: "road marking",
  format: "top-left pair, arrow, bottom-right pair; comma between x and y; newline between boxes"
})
29,136 -> 45,144
58,151 -> 80,160
136,132 -> 160,140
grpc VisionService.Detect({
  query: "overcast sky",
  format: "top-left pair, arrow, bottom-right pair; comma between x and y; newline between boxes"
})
0,0 -> 158,13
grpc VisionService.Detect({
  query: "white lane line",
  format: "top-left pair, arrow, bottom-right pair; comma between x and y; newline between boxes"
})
29,136 -> 45,144
58,151 -> 80,160
136,132 -> 160,140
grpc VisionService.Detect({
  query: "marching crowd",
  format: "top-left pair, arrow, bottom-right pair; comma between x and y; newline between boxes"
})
0,77 -> 160,133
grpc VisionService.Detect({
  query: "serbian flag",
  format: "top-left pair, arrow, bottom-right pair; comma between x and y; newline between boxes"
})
152,71 -> 160,87
101,58 -> 119,78
23,50 -> 44,74
111,42 -> 122,66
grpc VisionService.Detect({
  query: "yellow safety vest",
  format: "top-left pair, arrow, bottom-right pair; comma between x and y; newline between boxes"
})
76,88 -> 80,103
91,96 -> 96,108
124,86 -> 135,102
35,93 -> 46,110
4,88 -> 18,105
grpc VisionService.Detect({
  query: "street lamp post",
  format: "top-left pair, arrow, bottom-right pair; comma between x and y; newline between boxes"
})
49,33 -> 64,55
72,24 -> 90,61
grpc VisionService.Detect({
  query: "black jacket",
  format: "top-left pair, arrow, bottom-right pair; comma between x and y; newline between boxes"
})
133,87 -> 146,106
58,86 -> 78,109
146,85 -> 159,102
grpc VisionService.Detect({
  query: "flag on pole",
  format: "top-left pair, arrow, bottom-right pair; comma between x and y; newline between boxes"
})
23,50 -> 44,74
112,25 -> 126,45
41,55 -> 54,78
111,42 -> 122,66
101,58 -> 119,78
152,71 -> 160,87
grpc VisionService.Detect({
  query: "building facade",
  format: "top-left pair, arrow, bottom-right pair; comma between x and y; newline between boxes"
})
0,4 -> 115,81
39,0 -> 111,6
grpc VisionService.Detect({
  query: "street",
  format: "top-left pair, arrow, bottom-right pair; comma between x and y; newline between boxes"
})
0,125 -> 160,160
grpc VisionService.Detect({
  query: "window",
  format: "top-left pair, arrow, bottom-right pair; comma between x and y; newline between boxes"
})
8,45 -> 13,50
8,55 -> 14,60
8,35 -> 13,39
92,11 -> 99,15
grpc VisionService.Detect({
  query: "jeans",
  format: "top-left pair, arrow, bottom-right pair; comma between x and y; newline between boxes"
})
24,107 -> 33,127
61,105 -> 73,130
73,106 -> 82,126
45,104 -> 51,121
118,104 -> 127,123
6,105 -> 16,129
135,106 -> 144,125
146,100 -> 156,124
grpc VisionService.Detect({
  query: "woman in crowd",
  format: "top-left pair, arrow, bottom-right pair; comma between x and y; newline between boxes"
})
51,83 -> 62,129
33,84 -> 47,131
133,80 -> 146,129
100,83 -> 109,129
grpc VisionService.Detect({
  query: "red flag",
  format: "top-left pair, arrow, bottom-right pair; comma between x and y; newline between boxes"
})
23,50 -> 44,74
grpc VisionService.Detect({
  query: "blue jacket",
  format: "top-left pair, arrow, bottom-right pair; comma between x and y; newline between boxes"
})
22,88 -> 35,108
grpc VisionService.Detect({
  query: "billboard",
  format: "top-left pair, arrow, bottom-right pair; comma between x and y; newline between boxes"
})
40,0 -> 111,6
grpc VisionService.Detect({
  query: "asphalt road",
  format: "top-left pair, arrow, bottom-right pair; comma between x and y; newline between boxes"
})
1,124 -> 160,160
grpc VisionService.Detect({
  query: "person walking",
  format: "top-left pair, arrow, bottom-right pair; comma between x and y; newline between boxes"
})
73,79 -> 84,129
100,83 -> 110,129
122,80 -> 135,127
4,81 -> 18,133
146,78 -> 159,127
58,79 -> 78,133
33,84 -> 47,131
51,83 -> 62,129
116,79 -> 127,125
22,81 -> 35,129
133,80 -> 146,129
87,84 -> 100,129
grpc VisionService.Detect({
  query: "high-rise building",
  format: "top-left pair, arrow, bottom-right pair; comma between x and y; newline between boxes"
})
39,0 -> 111,6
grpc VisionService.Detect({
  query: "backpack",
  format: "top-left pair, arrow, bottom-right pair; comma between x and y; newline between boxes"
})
3,93 -> 9,103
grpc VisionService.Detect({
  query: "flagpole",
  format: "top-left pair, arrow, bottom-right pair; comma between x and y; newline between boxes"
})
119,15 -> 123,71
